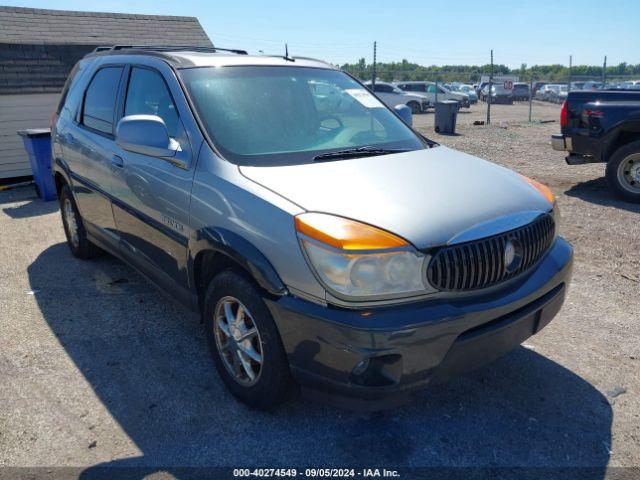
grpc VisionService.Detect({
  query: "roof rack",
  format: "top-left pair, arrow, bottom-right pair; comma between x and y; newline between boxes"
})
91,45 -> 248,55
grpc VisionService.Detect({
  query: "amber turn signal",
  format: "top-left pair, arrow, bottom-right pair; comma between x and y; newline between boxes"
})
520,174 -> 556,205
295,213 -> 408,251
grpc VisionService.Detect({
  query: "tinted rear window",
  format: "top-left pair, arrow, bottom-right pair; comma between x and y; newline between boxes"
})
82,67 -> 123,135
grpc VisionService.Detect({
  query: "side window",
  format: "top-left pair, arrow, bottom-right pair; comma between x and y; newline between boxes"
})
82,67 -> 123,134
374,84 -> 393,93
426,84 -> 436,93
125,67 -> 179,138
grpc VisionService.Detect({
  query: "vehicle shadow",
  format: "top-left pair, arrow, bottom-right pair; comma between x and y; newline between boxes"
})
0,185 -> 58,218
28,243 -> 612,477
565,176 -> 640,213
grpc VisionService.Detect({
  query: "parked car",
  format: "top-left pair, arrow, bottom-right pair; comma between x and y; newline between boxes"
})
512,82 -> 530,101
536,84 -> 561,102
531,82 -> 547,95
582,81 -> 604,90
53,46 -> 572,409
552,89 -> 640,202
481,84 -> 514,104
547,84 -> 568,104
570,81 -> 585,90
364,81 -> 428,113
620,80 -> 640,90
476,81 -> 490,98
394,81 -> 471,108
451,84 -> 478,104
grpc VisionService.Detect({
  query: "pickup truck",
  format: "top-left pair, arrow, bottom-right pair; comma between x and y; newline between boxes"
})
552,90 -> 640,202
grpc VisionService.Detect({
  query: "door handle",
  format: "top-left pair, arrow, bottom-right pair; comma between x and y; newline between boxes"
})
111,155 -> 124,168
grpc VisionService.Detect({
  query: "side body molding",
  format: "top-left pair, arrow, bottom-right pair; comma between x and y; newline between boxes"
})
189,227 -> 288,297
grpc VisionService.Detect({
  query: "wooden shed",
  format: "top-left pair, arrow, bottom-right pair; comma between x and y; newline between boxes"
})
0,6 -> 212,179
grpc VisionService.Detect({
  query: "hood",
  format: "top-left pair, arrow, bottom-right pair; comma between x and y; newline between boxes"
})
450,92 -> 468,100
240,146 -> 552,249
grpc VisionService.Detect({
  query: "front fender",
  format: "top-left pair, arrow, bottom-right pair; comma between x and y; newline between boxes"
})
189,227 -> 287,297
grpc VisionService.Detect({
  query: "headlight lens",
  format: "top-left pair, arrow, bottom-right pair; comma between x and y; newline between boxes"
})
296,213 -> 428,299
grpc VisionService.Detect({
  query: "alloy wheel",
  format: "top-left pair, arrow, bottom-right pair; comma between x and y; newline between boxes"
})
63,198 -> 79,247
213,296 -> 264,386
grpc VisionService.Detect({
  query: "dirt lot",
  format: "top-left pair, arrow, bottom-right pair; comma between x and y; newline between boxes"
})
1,100 -> 638,475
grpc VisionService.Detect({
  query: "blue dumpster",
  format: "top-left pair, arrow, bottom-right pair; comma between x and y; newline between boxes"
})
17,128 -> 56,201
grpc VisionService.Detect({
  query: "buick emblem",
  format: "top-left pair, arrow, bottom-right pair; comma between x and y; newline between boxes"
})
504,240 -> 521,272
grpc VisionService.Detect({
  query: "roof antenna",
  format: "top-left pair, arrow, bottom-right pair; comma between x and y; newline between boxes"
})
284,43 -> 295,62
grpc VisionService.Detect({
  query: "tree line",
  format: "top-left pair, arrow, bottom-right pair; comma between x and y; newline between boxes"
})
340,58 -> 640,83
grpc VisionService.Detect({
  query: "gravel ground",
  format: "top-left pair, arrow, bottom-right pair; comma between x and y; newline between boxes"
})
1,100 -> 638,476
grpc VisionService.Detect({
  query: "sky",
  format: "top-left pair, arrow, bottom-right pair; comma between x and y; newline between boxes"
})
5,0 -> 639,68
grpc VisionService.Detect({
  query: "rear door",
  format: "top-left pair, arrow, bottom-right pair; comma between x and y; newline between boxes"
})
110,63 -> 196,297
64,64 -> 124,249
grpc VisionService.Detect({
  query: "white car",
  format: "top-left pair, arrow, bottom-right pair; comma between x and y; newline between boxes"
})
363,81 -> 429,113
621,80 -> 640,90
394,81 -> 470,108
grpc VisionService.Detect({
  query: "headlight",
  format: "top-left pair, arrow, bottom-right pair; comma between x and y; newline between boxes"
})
295,213 -> 429,299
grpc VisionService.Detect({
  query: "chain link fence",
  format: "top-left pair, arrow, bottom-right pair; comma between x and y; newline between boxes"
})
341,63 -> 640,126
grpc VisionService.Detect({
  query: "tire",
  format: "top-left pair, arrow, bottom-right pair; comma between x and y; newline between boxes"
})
605,140 -> 640,203
59,184 -> 99,259
204,269 -> 293,409
407,101 -> 421,114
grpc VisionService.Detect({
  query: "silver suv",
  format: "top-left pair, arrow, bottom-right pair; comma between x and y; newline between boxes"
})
52,46 -> 573,409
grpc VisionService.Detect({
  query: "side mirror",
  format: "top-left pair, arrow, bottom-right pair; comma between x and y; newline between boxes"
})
116,115 -> 180,159
394,104 -> 413,126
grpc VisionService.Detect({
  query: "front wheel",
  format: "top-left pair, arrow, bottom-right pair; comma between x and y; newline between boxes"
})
606,141 -> 640,203
205,269 -> 293,409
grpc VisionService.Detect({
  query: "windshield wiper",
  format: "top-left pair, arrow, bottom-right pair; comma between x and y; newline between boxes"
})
313,146 -> 411,161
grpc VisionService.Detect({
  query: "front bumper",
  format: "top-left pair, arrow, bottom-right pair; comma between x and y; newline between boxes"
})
267,237 -> 573,409
551,134 -> 572,151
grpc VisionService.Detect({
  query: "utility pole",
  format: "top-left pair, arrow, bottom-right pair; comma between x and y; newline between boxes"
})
371,41 -> 377,87
602,55 -> 607,85
487,49 -> 493,125
528,77 -> 533,122
568,55 -> 572,91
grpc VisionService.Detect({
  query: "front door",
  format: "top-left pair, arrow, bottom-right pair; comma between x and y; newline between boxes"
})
110,65 -> 195,295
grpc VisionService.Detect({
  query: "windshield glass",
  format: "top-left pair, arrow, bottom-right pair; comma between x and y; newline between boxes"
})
179,66 -> 426,166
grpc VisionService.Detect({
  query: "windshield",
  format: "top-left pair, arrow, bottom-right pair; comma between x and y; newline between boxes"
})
180,66 -> 426,166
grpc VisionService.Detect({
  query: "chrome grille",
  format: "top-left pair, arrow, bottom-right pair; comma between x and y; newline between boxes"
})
427,215 -> 555,291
